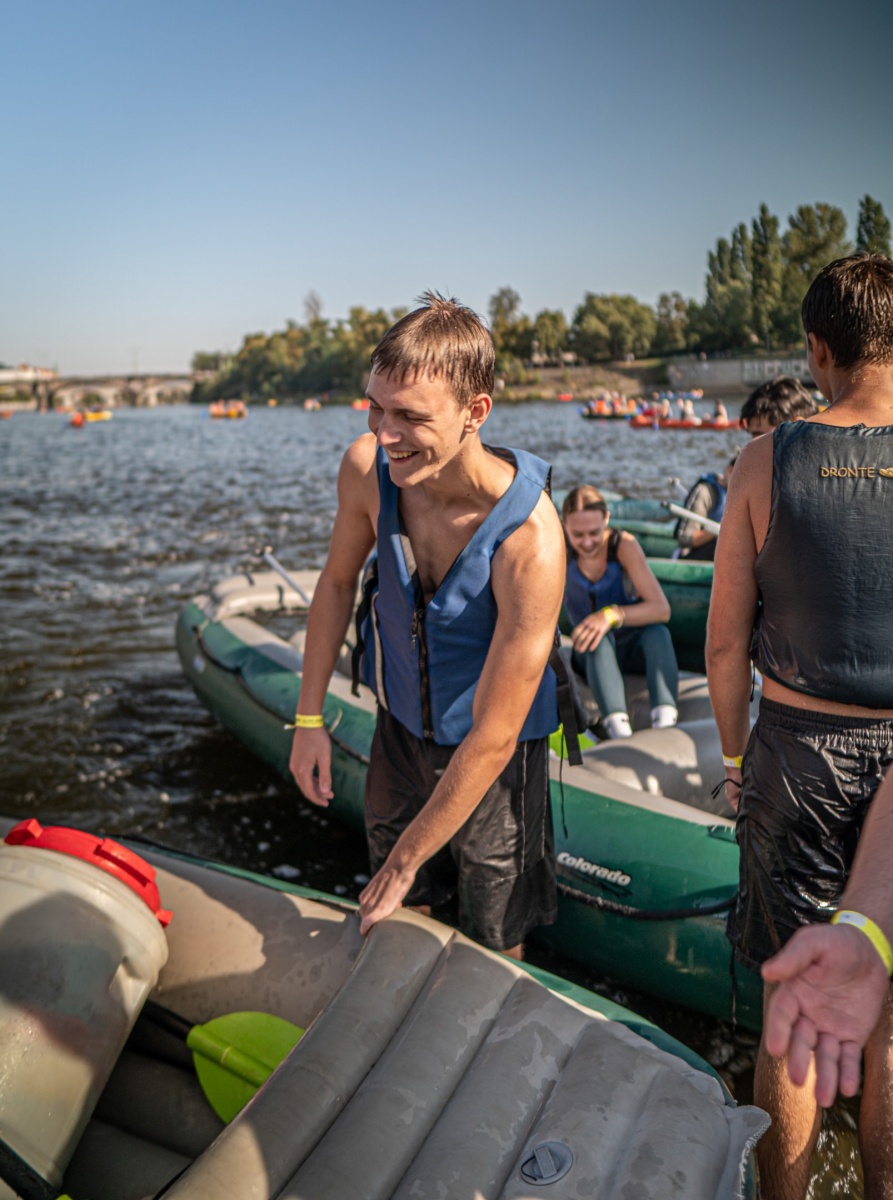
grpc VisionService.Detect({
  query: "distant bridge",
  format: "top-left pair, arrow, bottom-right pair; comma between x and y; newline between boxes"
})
1,373 -> 200,411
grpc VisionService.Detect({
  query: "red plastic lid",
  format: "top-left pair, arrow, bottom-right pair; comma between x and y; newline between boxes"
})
5,819 -> 173,926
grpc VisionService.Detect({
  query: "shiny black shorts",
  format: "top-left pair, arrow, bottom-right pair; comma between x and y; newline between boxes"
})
365,707 -> 557,951
728,698 -> 893,970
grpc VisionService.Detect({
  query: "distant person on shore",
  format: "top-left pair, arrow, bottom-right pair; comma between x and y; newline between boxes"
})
562,486 -> 679,738
675,453 -> 738,562
706,254 -> 893,1200
739,376 -> 818,437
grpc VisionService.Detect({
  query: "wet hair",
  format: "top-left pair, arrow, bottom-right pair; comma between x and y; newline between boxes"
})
369,291 -> 495,407
801,253 -> 893,369
561,485 -> 609,560
739,376 -> 818,428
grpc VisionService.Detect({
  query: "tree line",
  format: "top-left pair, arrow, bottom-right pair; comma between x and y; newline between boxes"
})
191,196 -> 890,403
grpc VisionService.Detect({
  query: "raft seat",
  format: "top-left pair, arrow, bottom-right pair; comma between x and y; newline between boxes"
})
163,909 -> 764,1200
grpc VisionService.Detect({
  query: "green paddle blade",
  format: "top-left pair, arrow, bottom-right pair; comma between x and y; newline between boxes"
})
186,1011 -> 304,1123
548,723 -> 597,759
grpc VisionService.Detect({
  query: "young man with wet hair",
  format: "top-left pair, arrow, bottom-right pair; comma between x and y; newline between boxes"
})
707,253 -> 893,1200
290,293 -> 565,959
739,376 -> 819,438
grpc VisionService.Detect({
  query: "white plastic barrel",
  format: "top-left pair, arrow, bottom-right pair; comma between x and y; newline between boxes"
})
0,820 -> 171,1199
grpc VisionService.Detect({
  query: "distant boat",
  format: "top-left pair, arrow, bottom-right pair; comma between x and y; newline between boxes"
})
630,416 -> 741,431
209,400 -> 247,420
70,411 -> 112,427
350,398 -> 370,411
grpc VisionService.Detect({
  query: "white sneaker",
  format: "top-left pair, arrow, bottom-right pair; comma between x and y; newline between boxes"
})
651,705 -> 678,729
603,712 -> 633,739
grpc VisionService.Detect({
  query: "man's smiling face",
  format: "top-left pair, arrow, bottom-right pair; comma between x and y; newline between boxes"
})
366,369 -> 480,488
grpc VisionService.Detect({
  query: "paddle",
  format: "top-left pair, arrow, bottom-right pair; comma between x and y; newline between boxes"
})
662,501 -> 722,536
142,1000 -> 304,1123
262,546 -> 313,606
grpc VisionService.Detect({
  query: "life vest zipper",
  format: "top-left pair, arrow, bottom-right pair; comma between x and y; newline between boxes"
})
411,606 -> 434,739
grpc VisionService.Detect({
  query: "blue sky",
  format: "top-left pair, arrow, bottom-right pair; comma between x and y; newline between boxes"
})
2,0 -> 891,375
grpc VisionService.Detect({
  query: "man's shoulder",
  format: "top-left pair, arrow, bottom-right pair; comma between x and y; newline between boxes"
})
343,431 -> 379,472
337,433 -> 380,517
498,489 -> 565,565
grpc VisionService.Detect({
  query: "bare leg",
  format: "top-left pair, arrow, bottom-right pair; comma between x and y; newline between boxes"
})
859,984 -> 893,1200
754,982 -> 822,1200
502,944 -> 523,961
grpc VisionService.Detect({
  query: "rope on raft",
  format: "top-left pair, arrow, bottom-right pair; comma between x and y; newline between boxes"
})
556,876 -> 734,920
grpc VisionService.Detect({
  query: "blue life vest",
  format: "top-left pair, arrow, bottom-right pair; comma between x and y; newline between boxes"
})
675,473 -> 726,537
698,473 -> 727,523
563,532 -> 639,627
356,445 -> 560,745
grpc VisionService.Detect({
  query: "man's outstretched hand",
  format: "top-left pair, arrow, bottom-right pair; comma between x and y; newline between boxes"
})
762,923 -> 889,1107
358,859 -> 417,935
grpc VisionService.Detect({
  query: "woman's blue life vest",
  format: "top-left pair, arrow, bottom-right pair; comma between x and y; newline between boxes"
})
352,445 -> 560,746
563,530 -> 640,629
751,421 -> 893,707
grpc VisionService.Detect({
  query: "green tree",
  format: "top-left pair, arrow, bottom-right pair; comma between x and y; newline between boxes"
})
856,195 -> 892,256
777,203 -> 851,343
488,287 -> 534,365
694,230 -> 754,353
531,309 -> 568,362
751,204 -> 784,350
488,286 -> 521,330
191,351 -> 226,372
571,294 -> 656,361
652,292 -> 690,355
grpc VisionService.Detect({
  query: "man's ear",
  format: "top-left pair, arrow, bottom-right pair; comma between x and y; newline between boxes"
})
464,393 -> 492,431
807,331 -> 833,371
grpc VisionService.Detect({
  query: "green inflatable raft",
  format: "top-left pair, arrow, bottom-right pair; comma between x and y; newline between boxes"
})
176,563 -> 762,1030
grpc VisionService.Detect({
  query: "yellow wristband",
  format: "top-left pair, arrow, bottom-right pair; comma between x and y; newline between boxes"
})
832,910 -> 893,975
722,755 -> 743,769
286,713 -> 325,730
601,606 -> 623,629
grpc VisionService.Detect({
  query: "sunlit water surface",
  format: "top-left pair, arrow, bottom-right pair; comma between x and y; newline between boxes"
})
0,403 -> 859,1196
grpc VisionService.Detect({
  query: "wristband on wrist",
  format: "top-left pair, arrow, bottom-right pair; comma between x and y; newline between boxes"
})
285,713 -> 326,730
832,910 -> 893,975
722,755 -> 743,770
601,605 -> 624,629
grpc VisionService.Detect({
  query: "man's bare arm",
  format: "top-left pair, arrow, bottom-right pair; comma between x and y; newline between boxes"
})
289,435 -> 377,805
358,494 -> 565,932
706,439 -> 767,809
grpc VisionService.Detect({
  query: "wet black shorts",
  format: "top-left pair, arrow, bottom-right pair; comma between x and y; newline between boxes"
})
365,706 -> 557,952
728,698 -> 893,971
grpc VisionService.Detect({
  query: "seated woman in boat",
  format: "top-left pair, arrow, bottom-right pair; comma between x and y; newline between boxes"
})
561,485 -> 679,739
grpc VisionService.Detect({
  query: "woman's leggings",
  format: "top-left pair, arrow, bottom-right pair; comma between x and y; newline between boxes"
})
572,624 -> 679,717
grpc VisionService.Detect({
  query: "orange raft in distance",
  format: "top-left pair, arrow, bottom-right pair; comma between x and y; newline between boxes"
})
629,415 -> 741,431
209,400 -> 248,419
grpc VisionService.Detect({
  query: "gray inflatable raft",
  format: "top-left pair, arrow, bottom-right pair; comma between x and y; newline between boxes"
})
54,845 -> 767,1200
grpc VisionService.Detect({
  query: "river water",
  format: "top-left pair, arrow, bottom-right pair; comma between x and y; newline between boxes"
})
0,403 -> 860,1195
